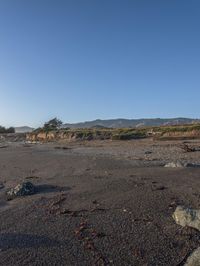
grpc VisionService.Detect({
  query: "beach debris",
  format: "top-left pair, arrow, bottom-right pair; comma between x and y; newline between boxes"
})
54,146 -> 71,150
60,208 -> 88,216
165,161 -> 185,168
184,247 -> 200,266
47,193 -> 67,215
0,145 -> 8,149
173,206 -> 200,231
180,144 -> 196,153
74,221 -> 109,265
59,207 -> 107,217
133,216 -> 153,224
144,151 -> 152,155
133,247 -> 145,261
92,200 -> 98,205
25,176 -> 40,179
6,181 -> 35,200
153,185 -> 167,191
23,144 -> 32,147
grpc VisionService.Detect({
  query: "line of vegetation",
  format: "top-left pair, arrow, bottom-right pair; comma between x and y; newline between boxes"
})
152,124 -> 200,135
0,126 -> 15,134
33,118 -> 63,133
111,128 -> 146,140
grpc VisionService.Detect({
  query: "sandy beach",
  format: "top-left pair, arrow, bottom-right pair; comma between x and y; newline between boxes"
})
0,139 -> 200,265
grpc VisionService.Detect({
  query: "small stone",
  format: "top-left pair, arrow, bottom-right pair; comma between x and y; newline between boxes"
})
184,247 -> 200,266
173,206 -> 200,231
6,181 -> 35,200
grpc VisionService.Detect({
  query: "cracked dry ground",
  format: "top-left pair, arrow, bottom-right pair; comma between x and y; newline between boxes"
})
0,140 -> 200,265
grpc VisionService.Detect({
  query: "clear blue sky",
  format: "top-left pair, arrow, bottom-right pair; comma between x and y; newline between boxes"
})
0,0 -> 200,127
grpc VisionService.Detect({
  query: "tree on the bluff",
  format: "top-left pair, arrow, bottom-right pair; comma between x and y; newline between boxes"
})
0,126 -> 15,133
43,118 -> 63,130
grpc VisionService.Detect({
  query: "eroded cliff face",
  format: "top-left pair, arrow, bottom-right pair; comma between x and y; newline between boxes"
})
26,128 -> 200,142
26,131 -> 65,142
26,131 -> 94,142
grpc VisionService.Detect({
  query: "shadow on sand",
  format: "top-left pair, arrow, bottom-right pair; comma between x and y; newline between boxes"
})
35,184 -> 71,194
0,233 -> 60,249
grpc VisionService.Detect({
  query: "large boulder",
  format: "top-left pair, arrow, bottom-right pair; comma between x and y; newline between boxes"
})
173,206 -> 200,231
6,182 -> 35,200
184,247 -> 200,266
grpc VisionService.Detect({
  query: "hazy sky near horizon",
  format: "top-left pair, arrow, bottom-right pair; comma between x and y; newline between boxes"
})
0,0 -> 200,127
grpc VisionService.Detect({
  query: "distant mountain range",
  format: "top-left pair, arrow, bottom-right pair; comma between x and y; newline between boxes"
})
62,118 -> 200,129
15,126 -> 34,133
16,118 -> 200,132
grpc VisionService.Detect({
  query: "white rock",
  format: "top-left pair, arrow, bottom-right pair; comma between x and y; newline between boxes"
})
173,206 -> 200,231
185,247 -> 200,266
165,161 -> 184,168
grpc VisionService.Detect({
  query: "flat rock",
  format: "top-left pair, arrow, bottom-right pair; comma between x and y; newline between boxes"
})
185,247 -> 200,266
173,206 -> 200,231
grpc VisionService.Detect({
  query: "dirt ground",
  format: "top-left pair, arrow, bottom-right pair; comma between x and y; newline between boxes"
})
0,139 -> 200,265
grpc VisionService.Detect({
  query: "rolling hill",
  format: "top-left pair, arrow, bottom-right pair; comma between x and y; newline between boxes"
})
62,118 -> 200,129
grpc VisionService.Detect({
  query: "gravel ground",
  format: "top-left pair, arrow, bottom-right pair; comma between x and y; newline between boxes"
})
0,139 -> 200,265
